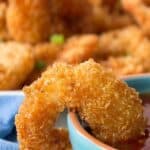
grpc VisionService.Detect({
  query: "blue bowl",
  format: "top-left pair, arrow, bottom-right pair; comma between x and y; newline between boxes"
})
0,91 -> 24,150
67,74 -> 150,150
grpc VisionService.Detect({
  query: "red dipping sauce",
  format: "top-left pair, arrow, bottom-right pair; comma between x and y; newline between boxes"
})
115,94 -> 150,150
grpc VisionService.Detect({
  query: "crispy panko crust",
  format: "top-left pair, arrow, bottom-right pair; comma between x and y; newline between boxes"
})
76,60 -> 145,144
122,0 -> 150,37
15,62 -> 74,149
7,0 -> 51,44
0,42 -> 34,90
58,34 -> 99,64
96,26 -> 150,75
16,60 -> 145,148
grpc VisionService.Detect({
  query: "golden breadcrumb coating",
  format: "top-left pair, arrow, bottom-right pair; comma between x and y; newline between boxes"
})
75,60 -> 145,144
0,42 -> 34,90
7,0 -> 51,43
16,60 -> 145,149
58,35 -> 99,64
16,62 -> 73,149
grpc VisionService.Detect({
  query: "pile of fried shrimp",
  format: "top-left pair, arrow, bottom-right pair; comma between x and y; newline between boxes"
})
0,0 -> 150,90
16,60 -> 146,150
0,0 -> 148,149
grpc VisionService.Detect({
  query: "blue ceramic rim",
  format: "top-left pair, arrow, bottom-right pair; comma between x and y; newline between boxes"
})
0,91 -> 23,96
68,74 -> 150,150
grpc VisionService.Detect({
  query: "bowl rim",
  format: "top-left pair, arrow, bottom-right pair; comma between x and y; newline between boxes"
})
68,112 -> 116,150
121,73 -> 150,80
68,74 -> 150,150
0,90 -> 23,96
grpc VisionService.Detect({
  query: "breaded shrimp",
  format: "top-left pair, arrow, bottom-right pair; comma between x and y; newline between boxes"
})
74,60 -> 145,144
16,60 -> 145,149
16,62 -> 74,149
122,0 -> 150,36
58,35 -> 99,64
7,0 -> 51,43
88,0 -> 133,32
6,0 -> 94,43
24,42 -> 62,85
96,26 -> 150,75
58,26 -> 150,75
0,42 -> 34,90
33,42 -> 62,65
44,0 -> 95,35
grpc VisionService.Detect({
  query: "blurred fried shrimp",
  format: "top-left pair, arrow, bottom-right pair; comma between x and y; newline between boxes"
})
95,26 -> 150,75
24,42 -> 62,85
95,26 -> 143,58
122,0 -> 150,36
49,0 -> 95,35
101,39 -> 150,75
88,0 -> 133,32
0,42 -> 34,90
16,60 -> 145,148
7,0 -> 51,43
33,42 -> 62,64
58,35 -> 99,64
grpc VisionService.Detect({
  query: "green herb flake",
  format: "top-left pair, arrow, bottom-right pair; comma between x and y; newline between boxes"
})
35,60 -> 46,70
50,34 -> 65,45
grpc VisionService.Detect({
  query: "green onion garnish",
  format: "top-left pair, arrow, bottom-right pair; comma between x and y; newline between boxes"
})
50,34 -> 65,45
35,60 -> 46,70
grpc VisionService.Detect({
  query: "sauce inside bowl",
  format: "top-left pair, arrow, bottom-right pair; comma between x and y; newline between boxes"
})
80,94 -> 150,150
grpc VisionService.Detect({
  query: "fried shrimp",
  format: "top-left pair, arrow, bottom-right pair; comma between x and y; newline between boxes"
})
15,62 -> 74,150
96,26 -> 150,75
16,60 -> 145,149
40,0 -> 95,35
58,26 -> 150,75
88,0 -> 133,32
33,42 -> 62,65
58,35 -> 99,64
24,42 -> 62,85
6,0 -> 94,43
122,0 -> 150,36
0,42 -> 34,90
7,0 -> 51,43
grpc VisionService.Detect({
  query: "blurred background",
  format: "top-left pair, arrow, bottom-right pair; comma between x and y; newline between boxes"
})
0,0 -> 150,90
